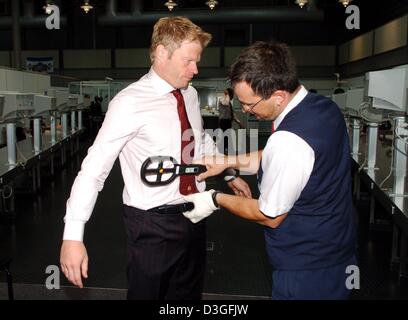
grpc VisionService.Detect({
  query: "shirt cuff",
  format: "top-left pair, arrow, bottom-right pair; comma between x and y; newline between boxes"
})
63,220 -> 85,242
259,201 -> 291,218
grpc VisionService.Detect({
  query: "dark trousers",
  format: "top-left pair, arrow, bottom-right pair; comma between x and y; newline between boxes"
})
219,119 -> 232,131
272,255 -> 357,300
123,205 -> 206,300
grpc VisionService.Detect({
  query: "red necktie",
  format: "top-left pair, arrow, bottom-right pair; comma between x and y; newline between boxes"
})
272,122 -> 275,133
172,89 -> 198,195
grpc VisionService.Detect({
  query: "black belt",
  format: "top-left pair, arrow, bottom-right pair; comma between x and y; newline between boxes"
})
148,202 -> 194,214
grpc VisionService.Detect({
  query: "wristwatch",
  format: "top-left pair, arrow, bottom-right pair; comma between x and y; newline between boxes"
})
211,190 -> 221,209
223,168 -> 237,183
225,175 -> 237,183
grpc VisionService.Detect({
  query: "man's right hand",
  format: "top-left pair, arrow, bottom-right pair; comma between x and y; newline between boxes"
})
60,240 -> 88,288
182,190 -> 218,223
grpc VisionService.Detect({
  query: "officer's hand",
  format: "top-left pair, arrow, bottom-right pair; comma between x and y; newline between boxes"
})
194,156 -> 231,181
60,240 -> 88,288
227,177 -> 252,198
182,190 -> 218,223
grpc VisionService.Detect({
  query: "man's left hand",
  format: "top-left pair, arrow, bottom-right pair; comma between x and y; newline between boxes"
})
228,177 -> 252,198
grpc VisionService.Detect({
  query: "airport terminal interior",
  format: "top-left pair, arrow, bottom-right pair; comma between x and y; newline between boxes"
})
1,0 -> 408,300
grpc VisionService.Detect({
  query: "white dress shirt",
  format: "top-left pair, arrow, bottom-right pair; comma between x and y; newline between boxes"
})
63,68 -> 219,241
258,86 -> 315,218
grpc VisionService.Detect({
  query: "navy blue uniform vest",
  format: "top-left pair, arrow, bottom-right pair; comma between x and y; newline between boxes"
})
261,92 -> 356,270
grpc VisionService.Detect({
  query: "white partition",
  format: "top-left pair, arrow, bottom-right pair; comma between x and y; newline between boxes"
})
332,93 -> 347,111
0,69 -> 6,91
346,88 -> 365,114
0,92 -> 35,118
23,72 -> 38,93
5,69 -> 23,91
36,73 -> 51,94
0,67 -> 51,94
46,88 -> 69,108
367,67 -> 408,112
34,95 -> 56,115
0,95 -> 4,116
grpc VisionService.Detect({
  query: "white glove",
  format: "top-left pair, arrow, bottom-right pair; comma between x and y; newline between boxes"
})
182,190 -> 218,223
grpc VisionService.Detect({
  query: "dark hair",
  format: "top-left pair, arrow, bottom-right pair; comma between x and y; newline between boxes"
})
228,41 -> 300,99
226,88 -> 234,100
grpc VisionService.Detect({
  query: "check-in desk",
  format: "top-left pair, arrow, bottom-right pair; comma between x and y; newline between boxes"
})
0,127 -> 85,217
351,126 -> 408,279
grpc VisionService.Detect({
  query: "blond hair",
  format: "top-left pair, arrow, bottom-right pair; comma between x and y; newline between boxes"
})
150,16 -> 212,63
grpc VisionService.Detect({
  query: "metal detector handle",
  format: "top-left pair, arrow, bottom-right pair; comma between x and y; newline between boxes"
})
177,164 -> 207,175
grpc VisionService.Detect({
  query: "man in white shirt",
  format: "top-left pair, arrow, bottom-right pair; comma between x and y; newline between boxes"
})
60,16 -> 251,300
184,42 -> 356,299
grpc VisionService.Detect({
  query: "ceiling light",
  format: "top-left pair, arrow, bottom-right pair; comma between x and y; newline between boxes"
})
339,0 -> 352,7
164,0 -> 177,11
43,4 -> 53,15
81,1 -> 93,14
295,0 -> 308,8
206,0 -> 218,10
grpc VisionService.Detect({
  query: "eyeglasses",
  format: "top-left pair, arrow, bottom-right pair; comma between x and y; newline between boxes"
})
240,97 -> 264,112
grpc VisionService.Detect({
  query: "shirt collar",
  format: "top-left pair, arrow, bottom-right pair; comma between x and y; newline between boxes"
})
148,67 -> 177,96
273,85 -> 308,130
